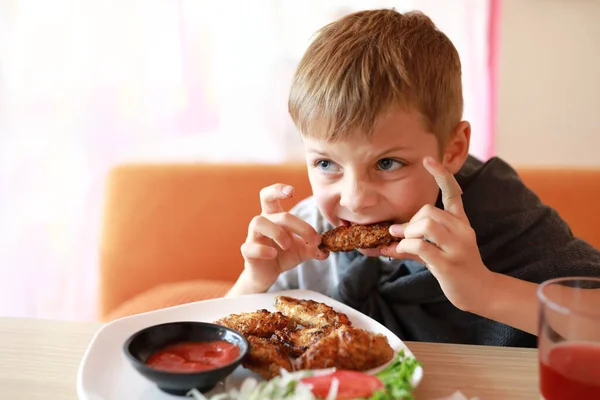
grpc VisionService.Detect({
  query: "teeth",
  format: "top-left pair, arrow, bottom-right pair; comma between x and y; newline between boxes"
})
342,219 -> 392,227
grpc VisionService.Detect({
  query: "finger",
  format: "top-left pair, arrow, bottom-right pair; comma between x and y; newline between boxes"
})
240,242 -> 278,260
403,217 -> 453,252
396,238 -> 446,269
259,184 -> 294,215
423,157 -> 466,219
267,212 -> 321,247
248,215 -> 293,250
291,234 -> 330,261
379,243 -> 424,263
314,249 -> 330,260
389,204 -> 458,238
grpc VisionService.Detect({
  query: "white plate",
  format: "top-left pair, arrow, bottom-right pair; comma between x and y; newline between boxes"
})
77,289 -> 424,400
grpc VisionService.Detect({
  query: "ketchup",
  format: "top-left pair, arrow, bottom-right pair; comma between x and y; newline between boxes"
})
146,340 -> 240,373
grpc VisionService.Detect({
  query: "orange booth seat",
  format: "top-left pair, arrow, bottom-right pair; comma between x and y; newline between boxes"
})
99,163 -> 600,321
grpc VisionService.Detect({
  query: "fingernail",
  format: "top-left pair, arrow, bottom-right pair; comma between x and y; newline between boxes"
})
390,224 -> 405,236
423,156 -> 435,166
313,235 -> 322,247
282,186 -> 294,196
280,238 -> 291,250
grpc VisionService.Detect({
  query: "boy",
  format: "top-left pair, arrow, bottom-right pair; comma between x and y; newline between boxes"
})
226,9 -> 600,347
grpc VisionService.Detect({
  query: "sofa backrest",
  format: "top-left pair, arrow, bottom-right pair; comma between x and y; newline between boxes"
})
99,162 -> 600,317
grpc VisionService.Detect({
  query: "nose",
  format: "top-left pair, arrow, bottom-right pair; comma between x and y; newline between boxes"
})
339,177 -> 378,213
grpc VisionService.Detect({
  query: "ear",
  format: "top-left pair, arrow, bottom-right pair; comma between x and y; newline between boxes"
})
442,121 -> 471,174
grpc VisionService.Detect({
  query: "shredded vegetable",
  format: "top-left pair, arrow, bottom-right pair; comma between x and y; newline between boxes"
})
370,350 -> 420,400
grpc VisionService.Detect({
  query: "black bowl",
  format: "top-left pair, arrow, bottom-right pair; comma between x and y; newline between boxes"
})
123,321 -> 249,396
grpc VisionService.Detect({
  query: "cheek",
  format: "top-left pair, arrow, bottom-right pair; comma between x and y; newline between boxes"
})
387,176 -> 440,219
311,187 -> 339,225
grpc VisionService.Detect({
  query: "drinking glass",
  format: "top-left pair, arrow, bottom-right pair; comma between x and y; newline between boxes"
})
538,277 -> 600,400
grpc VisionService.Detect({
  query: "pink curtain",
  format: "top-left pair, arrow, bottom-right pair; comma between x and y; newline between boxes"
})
0,0 -> 498,321
488,0 -> 502,158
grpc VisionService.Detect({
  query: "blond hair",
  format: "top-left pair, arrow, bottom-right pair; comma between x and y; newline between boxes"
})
288,9 -> 463,145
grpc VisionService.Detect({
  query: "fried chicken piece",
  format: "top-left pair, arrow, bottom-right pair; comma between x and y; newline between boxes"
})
297,325 -> 394,371
272,326 -> 334,357
215,309 -> 296,337
319,222 -> 398,252
274,296 -> 351,329
242,336 -> 293,380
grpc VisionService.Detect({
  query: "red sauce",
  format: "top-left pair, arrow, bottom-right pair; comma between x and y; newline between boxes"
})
540,342 -> 600,400
146,340 -> 240,373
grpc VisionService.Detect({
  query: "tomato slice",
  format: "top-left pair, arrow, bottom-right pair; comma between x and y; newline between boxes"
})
301,370 -> 384,399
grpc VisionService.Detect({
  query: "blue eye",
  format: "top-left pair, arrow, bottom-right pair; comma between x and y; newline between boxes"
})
377,158 -> 404,171
315,159 -> 341,173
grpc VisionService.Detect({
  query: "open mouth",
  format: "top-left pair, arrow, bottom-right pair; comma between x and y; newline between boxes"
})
340,219 -> 393,227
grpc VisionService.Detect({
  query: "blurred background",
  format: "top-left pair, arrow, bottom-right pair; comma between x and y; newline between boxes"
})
0,0 -> 598,322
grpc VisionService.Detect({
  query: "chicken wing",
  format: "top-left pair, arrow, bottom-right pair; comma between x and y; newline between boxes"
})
274,295 -> 351,328
319,222 -> 398,252
272,326 -> 333,357
297,325 -> 394,371
215,309 -> 296,337
242,336 -> 294,380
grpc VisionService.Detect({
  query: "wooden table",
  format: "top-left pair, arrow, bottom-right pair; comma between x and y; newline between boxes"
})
0,317 -> 541,399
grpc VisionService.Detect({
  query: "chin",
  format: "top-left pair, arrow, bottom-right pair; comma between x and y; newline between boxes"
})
357,248 -> 384,258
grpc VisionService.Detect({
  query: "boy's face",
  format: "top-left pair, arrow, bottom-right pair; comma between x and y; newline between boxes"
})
303,108 -> 463,257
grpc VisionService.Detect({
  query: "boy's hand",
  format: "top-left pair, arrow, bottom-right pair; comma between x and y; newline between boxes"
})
238,184 -> 328,293
380,157 -> 494,312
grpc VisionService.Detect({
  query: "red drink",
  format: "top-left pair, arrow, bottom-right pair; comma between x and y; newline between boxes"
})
540,342 -> 600,400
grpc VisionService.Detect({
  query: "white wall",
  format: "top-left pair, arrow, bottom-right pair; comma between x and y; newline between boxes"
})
496,0 -> 600,166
